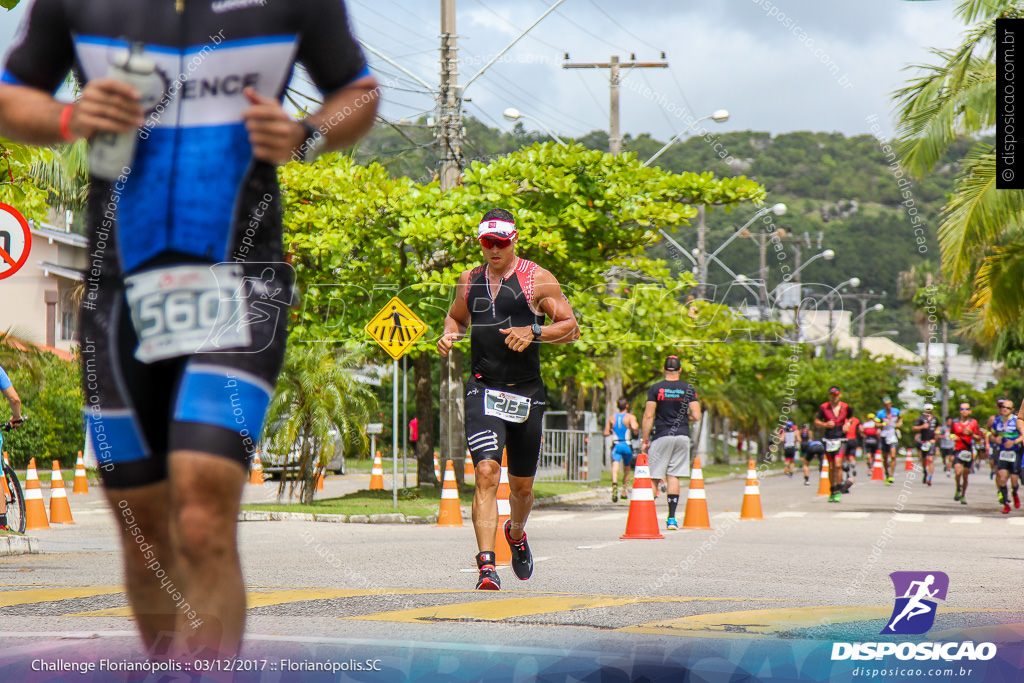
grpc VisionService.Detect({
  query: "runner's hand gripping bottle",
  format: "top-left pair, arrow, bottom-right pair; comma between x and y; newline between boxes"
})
89,43 -> 154,180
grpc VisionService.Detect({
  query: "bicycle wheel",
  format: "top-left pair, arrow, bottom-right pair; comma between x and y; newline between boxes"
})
4,464 -> 26,534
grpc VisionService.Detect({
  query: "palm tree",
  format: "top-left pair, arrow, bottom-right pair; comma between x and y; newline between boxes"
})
29,139 -> 89,216
893,0 -> 1024,345
263,344 -> 376,504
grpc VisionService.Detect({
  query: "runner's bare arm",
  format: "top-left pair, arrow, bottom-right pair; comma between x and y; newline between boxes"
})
628,413 -> 640,433
243,76 -> 378,165
499,267 -> 579,350
641,402 -> 656,443
603,415 -> 613,437
438,271 -> 472,357
688,399 -> 701,424
0,80 -> 142,145
2,385 -> 22,422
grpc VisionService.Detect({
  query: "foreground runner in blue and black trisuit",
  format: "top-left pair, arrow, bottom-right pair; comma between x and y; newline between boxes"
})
0,0 -> 378,658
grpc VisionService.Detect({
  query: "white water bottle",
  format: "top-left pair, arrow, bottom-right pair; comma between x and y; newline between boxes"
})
89,44 -> 155,181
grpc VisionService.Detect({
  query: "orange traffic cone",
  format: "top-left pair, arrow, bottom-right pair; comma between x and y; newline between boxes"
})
464,452 -> 475,484
817,458 -> 831,497
24,458 -> 49,530
316,469 -> 325,491
436,460 -> 463,527
904,449 -> 914,471
369,452 -> 384,490
249,451 -> 265,486
433,452 -> 441,482
493,451 -> 512,565
739,459 -> 764,520
621,452 -> 664,539
682,457 -> 712,530
49,461 -> 74,524
871,451 -> 885,481
72,451 -> 89,494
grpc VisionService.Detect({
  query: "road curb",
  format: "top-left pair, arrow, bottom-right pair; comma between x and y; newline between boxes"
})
237,468 -> 788,523
0,533 -> 39,556
239,510 -> 439,525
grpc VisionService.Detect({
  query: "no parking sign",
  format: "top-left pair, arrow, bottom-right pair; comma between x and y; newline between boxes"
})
0,203 -> 31,281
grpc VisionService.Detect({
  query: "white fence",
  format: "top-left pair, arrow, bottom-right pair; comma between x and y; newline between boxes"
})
536,429 -> 603,483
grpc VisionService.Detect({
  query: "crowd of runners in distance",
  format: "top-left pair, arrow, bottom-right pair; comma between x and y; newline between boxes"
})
776,392 -> 1024,512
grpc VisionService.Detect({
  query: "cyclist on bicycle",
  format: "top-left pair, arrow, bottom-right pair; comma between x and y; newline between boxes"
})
0,365 -> 25,531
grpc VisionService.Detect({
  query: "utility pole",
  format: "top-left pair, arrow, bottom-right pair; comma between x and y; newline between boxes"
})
563,55 -> 668,155
696,206 -> 707,300
847,291 -> 886,356
438,0 -> 464,475
564,54 -> 667,426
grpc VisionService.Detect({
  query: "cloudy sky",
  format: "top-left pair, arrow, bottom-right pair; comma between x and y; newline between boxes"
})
0,0 -> 967,141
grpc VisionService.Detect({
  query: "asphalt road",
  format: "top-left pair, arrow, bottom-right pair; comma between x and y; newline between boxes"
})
0,464 -> 1021,680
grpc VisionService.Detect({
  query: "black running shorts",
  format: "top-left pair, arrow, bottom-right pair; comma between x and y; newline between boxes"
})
81,261 -> 292,489
464,376 -> 546,478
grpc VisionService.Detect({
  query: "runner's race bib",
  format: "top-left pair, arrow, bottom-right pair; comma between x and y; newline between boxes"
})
125,264 -> 249,364
940,438 -> 954,449
999,450 -> 1018,463
957,450 -> 973,462
484,388 -> 531,423
824,439 -> 842,452
920,441 -> 932,452
863,421 -> 875,429
885,436 -> 898,446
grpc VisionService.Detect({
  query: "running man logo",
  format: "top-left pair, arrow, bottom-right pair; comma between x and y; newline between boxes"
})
883,571 -> 949,635
364,297 -> 427,360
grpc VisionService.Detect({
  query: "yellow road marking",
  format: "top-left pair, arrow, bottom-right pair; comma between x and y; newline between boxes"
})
0,586 -> 123,608
348,595 -> 766,624
351,596 -> 642,623
63,588 -> 470,617
619,606 -> 1017,639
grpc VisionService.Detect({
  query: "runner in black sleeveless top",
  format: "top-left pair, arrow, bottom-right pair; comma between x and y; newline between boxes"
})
439,208 -> 579,591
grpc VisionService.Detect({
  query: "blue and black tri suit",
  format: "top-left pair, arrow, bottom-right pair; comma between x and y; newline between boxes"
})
610,413 -> 635,467
463,257 -> 549,478
992,414 -> 1022,475
2,0 -> 370,487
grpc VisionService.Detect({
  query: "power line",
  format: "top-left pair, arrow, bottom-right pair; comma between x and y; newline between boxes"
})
553,7 -> 631,53
473,0 -> 564,52
350,0 -> 438,49
585,0 -> 663,54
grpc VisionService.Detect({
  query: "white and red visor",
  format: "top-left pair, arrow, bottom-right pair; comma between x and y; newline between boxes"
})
477,219 -> 517,240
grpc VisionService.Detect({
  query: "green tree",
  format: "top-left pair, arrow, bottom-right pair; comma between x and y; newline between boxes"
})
263,343 -> 376,504
893,1 -> 1024,345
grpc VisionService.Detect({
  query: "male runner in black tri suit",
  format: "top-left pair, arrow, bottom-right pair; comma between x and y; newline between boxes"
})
0,0 -> 377,658
438,209 -> 579,590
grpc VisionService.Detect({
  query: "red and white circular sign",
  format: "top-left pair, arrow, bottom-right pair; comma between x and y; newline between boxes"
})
0,203 -> 31,281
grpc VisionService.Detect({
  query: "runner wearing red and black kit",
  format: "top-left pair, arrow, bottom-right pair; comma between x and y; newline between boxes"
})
843,414 -> 861,480
951,402 -> 980,505
861,414 -> 880,473
439,209 -> 579,591
814,385 -> 853,502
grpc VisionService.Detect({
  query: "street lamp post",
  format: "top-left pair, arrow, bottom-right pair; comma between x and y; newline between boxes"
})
853,303 -> 885,356
823,278 -> 861,360
502,107 -> 567,146
643,109 -> 730,167
778,248 -> 834,343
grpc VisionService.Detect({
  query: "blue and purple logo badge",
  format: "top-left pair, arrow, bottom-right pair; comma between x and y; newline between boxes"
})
883,571 -> 949,635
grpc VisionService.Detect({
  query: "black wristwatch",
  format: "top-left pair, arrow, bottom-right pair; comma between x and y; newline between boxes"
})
298,119 -> 326,163
531,323 -> 543,340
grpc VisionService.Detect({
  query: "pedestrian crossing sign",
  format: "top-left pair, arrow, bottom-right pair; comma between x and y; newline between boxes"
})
365,297 -> 428,360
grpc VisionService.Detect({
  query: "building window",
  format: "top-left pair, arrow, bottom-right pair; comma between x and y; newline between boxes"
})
60,289 -> 78,342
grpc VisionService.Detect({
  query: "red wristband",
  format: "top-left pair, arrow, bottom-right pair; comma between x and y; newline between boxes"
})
59,103 -> 76,142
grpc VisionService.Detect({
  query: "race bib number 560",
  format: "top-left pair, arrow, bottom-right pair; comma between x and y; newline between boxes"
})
125,264 -> 249,364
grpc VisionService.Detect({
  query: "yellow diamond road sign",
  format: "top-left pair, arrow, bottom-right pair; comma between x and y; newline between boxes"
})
365,297 -> 427,360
